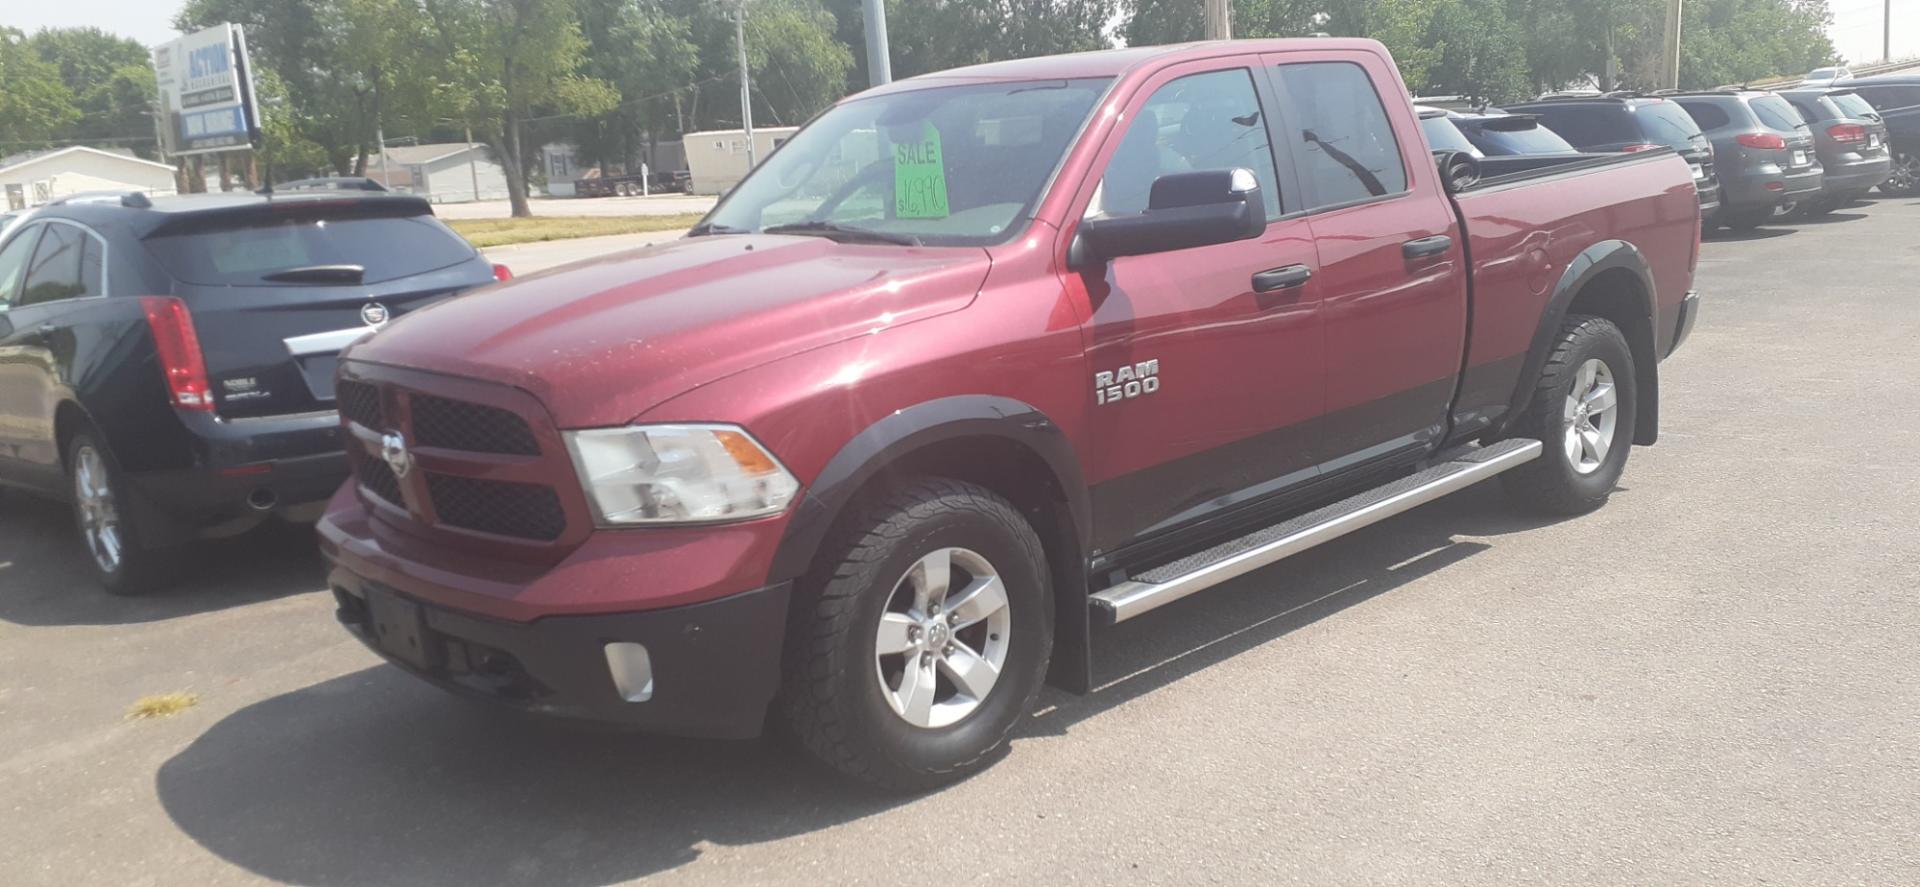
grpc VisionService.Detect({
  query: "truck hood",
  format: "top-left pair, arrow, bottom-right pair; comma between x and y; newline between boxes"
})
347,234 -> 991,427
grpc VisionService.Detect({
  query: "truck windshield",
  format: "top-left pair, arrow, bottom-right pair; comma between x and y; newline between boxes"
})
699,78 -> 1112,246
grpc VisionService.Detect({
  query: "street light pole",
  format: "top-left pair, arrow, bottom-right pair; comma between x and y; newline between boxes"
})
863,0 -> 892,86
734,2 -> 756,169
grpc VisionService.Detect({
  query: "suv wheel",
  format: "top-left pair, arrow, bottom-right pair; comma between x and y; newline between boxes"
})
1883,151 -> 1920,196
67,434 -> 168,595
781,478 -> 1052,791
1500,315 -> 1637,515
1722,208 -> 1770,230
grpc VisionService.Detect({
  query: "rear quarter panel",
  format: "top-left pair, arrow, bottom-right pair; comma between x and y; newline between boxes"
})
1449,151 -> 1699,430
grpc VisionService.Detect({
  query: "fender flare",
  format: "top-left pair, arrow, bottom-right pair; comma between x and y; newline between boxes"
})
766,395 -> 1096,693
1498,239 -> 1660,446
768,395 -> 1091,584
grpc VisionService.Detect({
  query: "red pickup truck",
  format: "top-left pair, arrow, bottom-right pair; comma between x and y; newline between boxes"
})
319,39 -> 1701,789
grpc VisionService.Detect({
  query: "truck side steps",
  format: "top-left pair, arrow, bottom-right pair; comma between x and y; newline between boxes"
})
1089,438 -> 1543,625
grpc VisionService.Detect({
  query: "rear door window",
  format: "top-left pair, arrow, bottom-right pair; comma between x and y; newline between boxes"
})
1750,95 -> 1810,132
1273,61 -> 1409,208
145,214 -> 476,286
0,225 -> 40,305
18,223 -> 101,306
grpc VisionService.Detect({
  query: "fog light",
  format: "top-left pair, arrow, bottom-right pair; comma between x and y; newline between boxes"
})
604,642 -> 654,702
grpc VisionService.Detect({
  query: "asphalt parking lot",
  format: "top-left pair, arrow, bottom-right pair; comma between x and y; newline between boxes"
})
4,199 -> 1918,886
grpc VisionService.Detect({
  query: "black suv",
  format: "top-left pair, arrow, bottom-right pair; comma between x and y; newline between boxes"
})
1848,75 -> 1920,195
0,192 -> 503,592
1667,90 -> 1823,228
1504,95 -> 1720,224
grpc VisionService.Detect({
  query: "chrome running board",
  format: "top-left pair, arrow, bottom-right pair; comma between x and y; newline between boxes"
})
1090,439 -> 1543,625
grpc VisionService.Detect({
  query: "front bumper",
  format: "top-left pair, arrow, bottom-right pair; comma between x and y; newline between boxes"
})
329,567 -> 791,739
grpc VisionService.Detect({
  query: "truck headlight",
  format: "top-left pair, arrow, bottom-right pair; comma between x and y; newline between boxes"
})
563,424 -> 799,525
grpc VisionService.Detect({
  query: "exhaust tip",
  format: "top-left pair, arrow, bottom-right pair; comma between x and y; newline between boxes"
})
246,488 -> 277,512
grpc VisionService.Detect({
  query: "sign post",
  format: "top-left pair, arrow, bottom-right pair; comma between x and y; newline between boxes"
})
152,25 -> 263,162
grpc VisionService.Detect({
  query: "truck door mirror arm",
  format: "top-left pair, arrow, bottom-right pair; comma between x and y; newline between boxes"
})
1069,168 -> 1267,269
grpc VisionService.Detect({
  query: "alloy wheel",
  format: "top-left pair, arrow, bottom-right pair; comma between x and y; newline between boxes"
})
73,445 -> 123,574
1562,358 -> 1620,475
873,547 -> 1012,729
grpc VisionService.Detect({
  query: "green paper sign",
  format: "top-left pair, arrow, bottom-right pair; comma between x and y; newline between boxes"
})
893,122 -> 950,219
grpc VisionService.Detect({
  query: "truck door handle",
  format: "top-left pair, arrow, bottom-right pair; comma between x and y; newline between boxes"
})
1402,235 -> 1452,259
1252,264 -> 1312,292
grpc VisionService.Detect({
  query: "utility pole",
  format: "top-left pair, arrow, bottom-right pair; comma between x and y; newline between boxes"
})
377,125 -> 394,189
734,1 -> 756,170
1658,0 -> 1684,90
465,124 -> 480,201
863,0 -> 892,87
1204,0 -> 1230,40
1887,0 -> 1894,63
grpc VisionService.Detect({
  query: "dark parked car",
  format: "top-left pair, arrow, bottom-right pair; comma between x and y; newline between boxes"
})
1778,87 -> 1892,212
266,176 -> 390,194
1505,95 -> 1720,223
1453,111 -> 1581,156
1848,75 -> 1920,195
1666,91 -> 1823,228
321,39 -> 1699,789
0,191 -> 507,593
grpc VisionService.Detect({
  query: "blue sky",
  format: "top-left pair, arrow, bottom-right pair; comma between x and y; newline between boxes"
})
11,0 -> 1916,67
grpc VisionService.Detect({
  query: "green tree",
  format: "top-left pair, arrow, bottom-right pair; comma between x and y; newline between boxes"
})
1678,0 -> 1835,87
571,0 -> 699,174
0,27 -> 81,149
421,0 -> 620,216
830,0 -> 1116,86
27,27 -> 158,155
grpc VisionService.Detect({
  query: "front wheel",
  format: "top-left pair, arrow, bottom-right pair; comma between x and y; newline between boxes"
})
1500,316 -> 1637,515
1881,151 -> 1920,196
780,478 -> 1052,791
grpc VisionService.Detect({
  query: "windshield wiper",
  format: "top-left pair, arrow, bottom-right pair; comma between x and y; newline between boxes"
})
262,264 -> 365,283
687,221 -> 749,236
763,221 -> 921,246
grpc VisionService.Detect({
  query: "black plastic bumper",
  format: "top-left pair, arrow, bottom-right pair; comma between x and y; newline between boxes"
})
329,568 -> 792,739
120,409 -> 349,543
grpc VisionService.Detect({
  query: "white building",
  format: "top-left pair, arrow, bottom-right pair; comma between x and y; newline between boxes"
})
0,146 -> 177,210
369,143 -> 509,203
683,127 -> 798,195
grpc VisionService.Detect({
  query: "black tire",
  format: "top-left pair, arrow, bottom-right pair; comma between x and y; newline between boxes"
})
1499,316 -> 1637,516
65,433 -> 171,595
1723,208 -> 1769,230
1795,198 -> 1836,217
780,478 -> 1053,791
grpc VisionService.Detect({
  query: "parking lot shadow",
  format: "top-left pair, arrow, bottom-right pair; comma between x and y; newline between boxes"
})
1792,211 -> 1869,225
156,669 -> 905,886
0,492 -> 325,627
1704,226 -> 1795,242
154,481 -> 1579,886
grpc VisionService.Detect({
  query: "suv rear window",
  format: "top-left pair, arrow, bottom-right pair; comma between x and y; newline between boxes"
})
1830,92 -> 1878,119
1750,95 -> 1810,132
1632,102 -> 1707,150
145,214 -> 476,286
1516,105 -> 1630,148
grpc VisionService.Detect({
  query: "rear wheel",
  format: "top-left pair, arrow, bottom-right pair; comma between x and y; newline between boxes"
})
1881,151 -> 1919,196
1500,316 -> 1637,515
780,478 -> 1052,791
1723,208 -> 1770,230
67,434 -> 170,595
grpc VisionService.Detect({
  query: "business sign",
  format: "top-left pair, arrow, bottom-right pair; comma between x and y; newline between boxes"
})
152,24 -> 261,156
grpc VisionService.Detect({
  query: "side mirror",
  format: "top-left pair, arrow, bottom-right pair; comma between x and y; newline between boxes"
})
1432,150 -> 1481,194
1071,168 -> 1265,268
